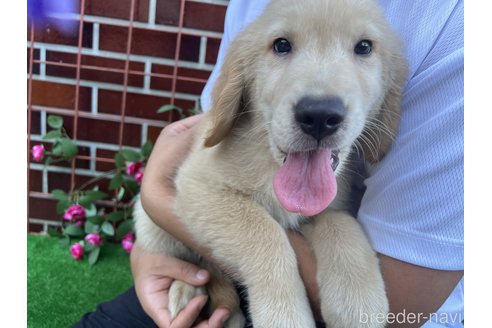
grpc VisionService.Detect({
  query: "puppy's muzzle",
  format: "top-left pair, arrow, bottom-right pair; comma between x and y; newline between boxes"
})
295,96 -> 346,142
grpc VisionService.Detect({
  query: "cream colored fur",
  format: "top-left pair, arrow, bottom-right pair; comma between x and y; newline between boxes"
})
134,0 -> 407,327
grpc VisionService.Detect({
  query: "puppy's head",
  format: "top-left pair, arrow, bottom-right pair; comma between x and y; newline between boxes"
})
205,0 -> 408,215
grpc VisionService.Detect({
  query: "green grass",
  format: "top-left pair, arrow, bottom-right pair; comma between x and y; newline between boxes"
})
27,234 -> 133,328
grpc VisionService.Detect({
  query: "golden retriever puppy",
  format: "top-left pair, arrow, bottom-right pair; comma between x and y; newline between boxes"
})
134,0 -> 407,326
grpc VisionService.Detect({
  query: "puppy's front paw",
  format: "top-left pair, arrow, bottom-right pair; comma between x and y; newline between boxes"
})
168,280 -> 206,319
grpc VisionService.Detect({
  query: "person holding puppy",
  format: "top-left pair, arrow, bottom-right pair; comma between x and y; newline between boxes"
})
75,0 -> 463,327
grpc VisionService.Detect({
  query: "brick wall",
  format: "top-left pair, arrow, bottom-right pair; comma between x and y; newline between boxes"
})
27,0 -> 228,232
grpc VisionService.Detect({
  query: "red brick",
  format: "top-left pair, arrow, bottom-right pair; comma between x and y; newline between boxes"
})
32,19 -> 93,48
29,223 -> 44,233
28,111 -> 41,135
155,0 -> 180,26
29,196 -> 59,221
99,25 -> 200,61
29,169 -> 43,192
30,80 -> 92,111
95,148 -> 118,172
147,125 -> 164,144
206,37 -> 221,64
85,0 -> 149,22
98,89 -> 194,121
184,2 -> 226,33
45,51 -> 145,87
47,171 -> 114,196
151,64 -> 210,95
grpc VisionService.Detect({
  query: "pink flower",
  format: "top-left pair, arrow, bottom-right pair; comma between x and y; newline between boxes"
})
84,233 -> 102,246
31,144 -> 45,162
134,169 -> 144,184
63,204 -> 86,221
121,232 -> 135,253
126,162 -> 144,176
70,242 -> 84,260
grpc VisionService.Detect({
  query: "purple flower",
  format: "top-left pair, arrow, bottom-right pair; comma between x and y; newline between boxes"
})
84,233 -> 102,246
63,204 -> 86,221
31,144 -> 45,162
27,0 -> 79,34
70,242 -> 84,260
121,232 -> 135,253
126,162 -> 144,176
134,170 -> 144,184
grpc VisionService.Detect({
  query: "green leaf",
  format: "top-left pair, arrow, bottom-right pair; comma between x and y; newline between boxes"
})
117,187 -> 125,201
84,203 -> 98,217
109,173 -> 124,191
116,219 -> 134,240
124,179 -> 140,194
43,130 -> 63,140
56,199 -> 72,214
141,140 -> 153,160
52,141 -> 63,156
61,139 -> 78,159
51,189 -> 68,201
101,222 -> 115,236
83,190 -> 108,202
64,224 -> 85,237
106,211 -> 125,222
47,115 -> 63,129
157,104 -> 183,114
114,153 -> 125,170
88,247 -> 100,266
120,149 -> 141,162
47,226 -> 62,237
84,221 -> 100,234
88,215 -> 104,225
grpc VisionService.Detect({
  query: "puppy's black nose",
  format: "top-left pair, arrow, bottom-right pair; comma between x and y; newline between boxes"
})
295,96 -> 346,141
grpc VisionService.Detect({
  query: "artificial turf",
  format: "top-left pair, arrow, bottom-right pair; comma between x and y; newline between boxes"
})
27,234 -> 133,327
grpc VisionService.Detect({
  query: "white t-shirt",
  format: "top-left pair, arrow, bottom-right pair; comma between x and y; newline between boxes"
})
200,1 -> 464,327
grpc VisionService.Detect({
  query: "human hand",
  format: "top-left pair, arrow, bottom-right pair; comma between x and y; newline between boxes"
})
131,243 -> 231,327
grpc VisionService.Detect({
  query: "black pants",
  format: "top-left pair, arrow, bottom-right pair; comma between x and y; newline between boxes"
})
73,286 -> 326,328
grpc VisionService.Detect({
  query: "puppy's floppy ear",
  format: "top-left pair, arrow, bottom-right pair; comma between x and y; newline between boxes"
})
203,35 -> 252,148
361,44 -> 408,164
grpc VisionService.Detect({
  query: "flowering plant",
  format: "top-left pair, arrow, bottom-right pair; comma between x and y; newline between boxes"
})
33,115 -> 153,266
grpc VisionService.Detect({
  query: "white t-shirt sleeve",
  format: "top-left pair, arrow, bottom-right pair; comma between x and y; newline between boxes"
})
358,0 -> 464,271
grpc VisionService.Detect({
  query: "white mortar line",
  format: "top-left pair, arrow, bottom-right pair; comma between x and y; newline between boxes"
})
40,111 -> 47,135
39,47 -> 46,77
92,22 -> 100,52
144,60 -> 152,91
141,123 -> 149,145
89,145 -> 97,171
27,41 -> 216,71
46,13 -> 223,39
199,36 -> 207,65
187,0 -> 229,5
42,167 -> 48,193
91,86 -> 98,114
148,0 -> 157,25
30,74 -> 201,101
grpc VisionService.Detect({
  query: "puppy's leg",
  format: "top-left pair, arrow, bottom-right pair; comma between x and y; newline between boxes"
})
200,262 -> 245,328
176,192 -> 315,328
302,211 -> 388,328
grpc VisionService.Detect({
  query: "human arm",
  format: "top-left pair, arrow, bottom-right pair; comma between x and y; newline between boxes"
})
132,115 -> 231,328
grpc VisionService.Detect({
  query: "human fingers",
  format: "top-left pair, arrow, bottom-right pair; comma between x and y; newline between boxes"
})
163,114 -> 205,136
168,295 -> 209,328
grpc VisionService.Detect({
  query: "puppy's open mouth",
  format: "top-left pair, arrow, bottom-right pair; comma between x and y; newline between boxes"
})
274,148 -> 339,217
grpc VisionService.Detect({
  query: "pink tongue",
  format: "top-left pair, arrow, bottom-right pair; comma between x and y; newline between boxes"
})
273,149 -> 337,216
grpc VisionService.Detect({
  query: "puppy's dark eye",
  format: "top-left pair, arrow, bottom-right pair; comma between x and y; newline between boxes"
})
273,38 -> 292,55
354,40 -> 373,56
